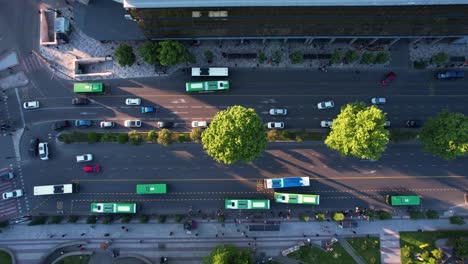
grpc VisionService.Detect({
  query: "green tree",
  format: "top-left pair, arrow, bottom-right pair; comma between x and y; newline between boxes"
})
374,51 -> 390,64
158,40 -> 190,66
432,52 -> 449,66
203,245 -> 253,264
157,129 -> 173,146
139,41 -> 160,65
330,49 -> 342,64
324,102 -> 390,160
333,212 -> 345,221
204,50 -> 214,63
431,248 -> 443,260
419,110 -> 468,160
115,44 -> 136,67
201,105 -> 266,164
451,237 -> 468,259
344,50 -> 359,64
361,52 -> 375,65
289,51 -> 303,64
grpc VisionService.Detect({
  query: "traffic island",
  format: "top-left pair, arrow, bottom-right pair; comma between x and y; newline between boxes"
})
0,247 -> 15,264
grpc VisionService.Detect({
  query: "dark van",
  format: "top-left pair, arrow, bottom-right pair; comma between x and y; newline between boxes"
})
0,169 -> 14,180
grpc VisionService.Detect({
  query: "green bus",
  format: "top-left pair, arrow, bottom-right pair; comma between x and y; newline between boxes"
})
386,195 -> 420,206
136,184 -> 167,194
186,80 -> 230,93
225,199 -> 270,210
275,193 -> 320,205
73,82 -> 104,93
90,203 -> 136,214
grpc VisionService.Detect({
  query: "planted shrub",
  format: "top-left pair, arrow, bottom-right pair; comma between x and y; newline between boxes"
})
290,51 -> 303,64
175,215 -> 183,223
157,215 -> 166,223
374,52 -> 390,64
28,216 -> 47,226
86,216 -> 97,224
218,215 -> 225,223
49,216 -> 63,224
120,215 -> 131,223
409,210 -> 426,219
140,215 -> 149,223
300,214 -> 310,222
273,50 -> 282,64
344,50 -> 359,64
0,220 -> 9,228
204,50 -> 214,63
178,133 -> 186,142
88,132 -> 99,143
333,212 -> 345,221
118,133 -> 128,144
330,49 -> 342,64
258,53 -> 267,64
413,60 -> 428,70
157,129 -> 173,146
361,52 -> 375,65
102,216 -> 113,224
128,130 -> 142,145
101,132 -> 116,142
147,130 -> 156,142
449,216 -> 465,225
431,52 -> 448,66
267,130 -> 280,142
282,130 -> 292,140
115,44 -> 136,67
67,215 -> 78,223
426,210 -> 439,219
315,213 -> 326,221
190,128 -> 203,142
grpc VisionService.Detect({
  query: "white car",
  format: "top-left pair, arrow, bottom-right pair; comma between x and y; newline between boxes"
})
76,154 -> 93,163
124,120 -> 142,128
191,121 -> 208,128
320,120 -> 333,128
267,122 -> 284,129
23,101 -> 39,109
317,101 -> 334,109
100,121 -> 115,128
125,98 -> 141,106
38,142 -> 49,161
269,108 -> 288,116
2,189 -> 23,200
371,98 -> 386,105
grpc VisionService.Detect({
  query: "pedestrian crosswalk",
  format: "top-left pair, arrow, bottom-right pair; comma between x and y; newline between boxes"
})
21,54 -> 46,74
0,180 -> 19,219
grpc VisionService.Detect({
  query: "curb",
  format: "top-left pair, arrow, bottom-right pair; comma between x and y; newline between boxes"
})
0,247 -> 16,264
38,240 -> 88,264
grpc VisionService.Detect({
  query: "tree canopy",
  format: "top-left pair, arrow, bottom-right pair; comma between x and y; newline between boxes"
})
114,44 -> 135,67
203,245 -> 253,264
139,42 -> 160,65
158,40 -> 190,66
324,102 -> 389,160
201,105 -> 267,164
419,110 -> 468,160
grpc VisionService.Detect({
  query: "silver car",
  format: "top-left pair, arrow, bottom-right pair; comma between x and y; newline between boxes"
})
124,120 -> 142,128
100,121 -> 115,128
269,108 -> 288,116
317,101 -> 334,109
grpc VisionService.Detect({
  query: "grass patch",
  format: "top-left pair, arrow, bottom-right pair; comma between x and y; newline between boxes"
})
400,230 -> 468,264
0,250 -> 12,264
347,237 -> 381,264
288,243 -> 355,264
56,255 -> 91,264
390,129 -> 419,142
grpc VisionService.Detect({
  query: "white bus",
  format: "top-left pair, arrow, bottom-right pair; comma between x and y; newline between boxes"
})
191,67 -> 228,77
33,184 -> 75,196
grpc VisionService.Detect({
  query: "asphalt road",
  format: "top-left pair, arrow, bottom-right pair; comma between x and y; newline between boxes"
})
20,137 -> 467,215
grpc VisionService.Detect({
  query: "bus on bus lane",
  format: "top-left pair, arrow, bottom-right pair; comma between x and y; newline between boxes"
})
275,193 -> 320,205
386,195 -> 420,206
225,199 -> 270,209
186,80 -> 229,93
136,184 -> 167,194
73,82 -> 104,93
91,203 -> 136,214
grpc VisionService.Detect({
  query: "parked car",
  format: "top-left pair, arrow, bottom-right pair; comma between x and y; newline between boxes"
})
75,120 -> 92,127
269,108 -> 288,116
267,122 -> 284,129
317,101 -> 334,109
76,154 -> 93,163
406,120 -> 422,128
23,101 -> 39,109
124,120 -> 142,128
191,121 -> 207,128
437,70 -> 464,79
29,138 -> 39,156
381,72 -> 396,86
0,169 -> 14,180
320,120 -> 333,128
83,165 -> 100,173
371,97 -> 386,105
72,98 -> 89,105
38,142 -> 49,160
141,106 -> 154,113
100,121 -> 115,128
2,189 -> 23,200
157,121 -> 174,128
125,98 -> 141,105
52,120 -> 70,130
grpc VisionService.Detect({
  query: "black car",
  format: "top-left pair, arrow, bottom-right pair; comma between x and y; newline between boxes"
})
72,98 -> 89,105
406,120 -> 422,128
157,121 -> 174,128
51,120 -> 70,130
28,138 -> 39,156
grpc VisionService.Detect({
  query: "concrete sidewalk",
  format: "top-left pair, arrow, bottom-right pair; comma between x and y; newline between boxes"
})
0,218 -> 466,264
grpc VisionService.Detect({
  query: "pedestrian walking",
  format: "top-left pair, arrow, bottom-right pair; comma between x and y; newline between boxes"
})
49,235 -> 55,238
139,240 -> 143,243
221,233 -> 224,236
38,10 -> 41,14
352,231 -> 356,234
125,228 -> 129,232
104,233 -> 110,237
121,226 -> 125,230
169,232 -> 173,236
215,234 -> 218,238
80,233 -> 85,236
195,233 -> 198,237
62,234 -> 67,237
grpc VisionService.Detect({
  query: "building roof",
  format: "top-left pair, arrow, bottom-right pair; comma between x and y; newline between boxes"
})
124,0 -> 468,9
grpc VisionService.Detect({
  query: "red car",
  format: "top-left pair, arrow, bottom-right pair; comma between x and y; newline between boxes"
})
381,72 -> 396,86
83,165 -> 100,173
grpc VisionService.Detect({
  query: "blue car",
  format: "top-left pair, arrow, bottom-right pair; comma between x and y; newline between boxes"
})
437,71 -> 464,79
141,106 -> 154,113
75,120 -> 92,127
